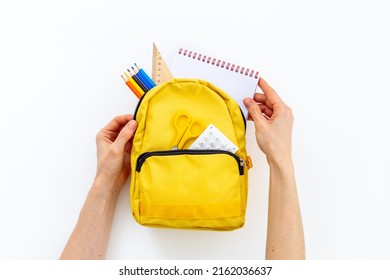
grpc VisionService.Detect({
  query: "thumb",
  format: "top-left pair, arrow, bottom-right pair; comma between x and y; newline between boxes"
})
112,120 -> 138,152
244,98 -> 267,126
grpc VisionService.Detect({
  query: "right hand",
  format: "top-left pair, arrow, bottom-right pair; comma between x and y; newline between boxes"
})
244,78 -> 294,165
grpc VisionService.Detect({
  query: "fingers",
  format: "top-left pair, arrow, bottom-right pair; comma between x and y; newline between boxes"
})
259,104 -> 273,118
124,140 -> 133,154
111,120 -> 138,154
251,93 -> 273,117
97,114 -> 134,143
258,78 -> 283,105
253,92 -> 267,103
244,98 -> 267,125
103,114 -> 134,133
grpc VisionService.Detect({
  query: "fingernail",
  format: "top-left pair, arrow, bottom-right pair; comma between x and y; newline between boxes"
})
243,98 -> 253,107
127,120 -> 137,129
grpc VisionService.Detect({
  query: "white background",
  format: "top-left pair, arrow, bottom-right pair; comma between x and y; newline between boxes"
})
0,0 -> 389,260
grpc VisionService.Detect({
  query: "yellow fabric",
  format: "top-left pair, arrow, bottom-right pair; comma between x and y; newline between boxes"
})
130,79 -> 249,230
140,201 -> 242,219
139,216 -> 245,231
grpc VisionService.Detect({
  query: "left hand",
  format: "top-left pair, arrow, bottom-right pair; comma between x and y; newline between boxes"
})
94,114 -> 138,192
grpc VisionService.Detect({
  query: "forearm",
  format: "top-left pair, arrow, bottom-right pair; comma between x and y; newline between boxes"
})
265,158 -> 305,260
60,176 -> 120,260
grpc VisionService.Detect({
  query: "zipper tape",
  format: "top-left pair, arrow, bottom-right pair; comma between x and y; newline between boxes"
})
136,149 -> 244,175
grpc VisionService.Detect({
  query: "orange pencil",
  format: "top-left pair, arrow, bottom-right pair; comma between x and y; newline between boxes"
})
124,71 -> 145,95
121,74 -> 142,99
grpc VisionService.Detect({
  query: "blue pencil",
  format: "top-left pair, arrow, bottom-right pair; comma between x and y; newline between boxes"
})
131,66 -> 153,90
134,63 -> 156,88
131,66 -> 150,90
127,69 -> 148,93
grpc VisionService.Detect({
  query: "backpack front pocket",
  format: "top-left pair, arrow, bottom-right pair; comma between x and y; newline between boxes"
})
134,150 -> 245,228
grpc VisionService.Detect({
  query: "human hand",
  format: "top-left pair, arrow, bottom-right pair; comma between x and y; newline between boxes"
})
244,78 -> 294,166
94,114 -> 138,192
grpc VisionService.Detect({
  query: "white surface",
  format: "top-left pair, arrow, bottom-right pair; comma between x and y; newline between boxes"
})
0,0 -> 389,260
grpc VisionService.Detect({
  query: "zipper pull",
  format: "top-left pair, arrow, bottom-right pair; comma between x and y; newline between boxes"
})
245,156 -> 253,169
240,156 -> 253,170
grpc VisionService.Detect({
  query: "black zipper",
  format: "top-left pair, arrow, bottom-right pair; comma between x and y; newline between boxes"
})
136,149 -> 244,175
133,91 -> 148,121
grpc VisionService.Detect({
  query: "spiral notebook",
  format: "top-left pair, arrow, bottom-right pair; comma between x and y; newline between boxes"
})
170,48 -> 260,118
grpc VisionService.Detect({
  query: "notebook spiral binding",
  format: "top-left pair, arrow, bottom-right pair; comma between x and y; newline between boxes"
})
178,48 -> 259,79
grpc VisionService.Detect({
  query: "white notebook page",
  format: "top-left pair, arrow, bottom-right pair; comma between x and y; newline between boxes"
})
170,48 -> 259,118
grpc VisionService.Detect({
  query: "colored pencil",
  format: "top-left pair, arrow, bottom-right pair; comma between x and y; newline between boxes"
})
132,66 -> 152,90
127,69 -> 148,93
121,74 -> 142,99
134,63 -> 156,88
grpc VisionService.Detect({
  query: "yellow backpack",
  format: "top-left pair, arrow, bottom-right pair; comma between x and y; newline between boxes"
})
130,78 -> 252,230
